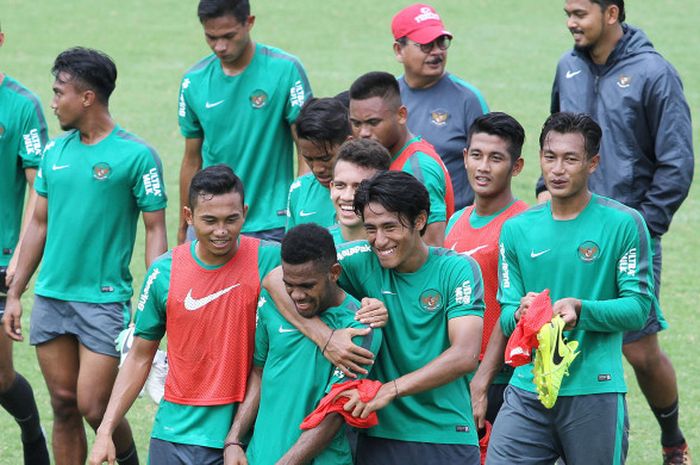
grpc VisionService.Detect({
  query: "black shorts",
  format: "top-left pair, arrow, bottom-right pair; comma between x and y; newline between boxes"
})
355,434 -> 480,465
148,438 -> 223,465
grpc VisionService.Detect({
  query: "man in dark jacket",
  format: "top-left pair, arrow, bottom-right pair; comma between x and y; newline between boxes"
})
537,1 -> 693,464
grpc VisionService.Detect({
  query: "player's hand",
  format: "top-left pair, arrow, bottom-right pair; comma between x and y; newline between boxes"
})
469,377 -> 489,430
323,327 -> 374,378
88,431 -> 116,465
338,388 -> 365,416
514,292 -> 539,322
553,298 -> 581,329
350,382 -> 394,419
2,296 -> 24,341
536,190 -> 552,204
356,298 -> 388,328
224,443 -> 248,465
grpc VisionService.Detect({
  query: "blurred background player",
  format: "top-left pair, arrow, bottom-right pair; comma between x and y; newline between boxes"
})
488,112 -> 653,464
5,47 -> 168,465
224,224 -> 382,465
540,2 -> 694,461
286,97 -> 351,230
90,165 -> 280,465
0,24 -> 50,465
329,138 -> 391,245
178,0 -> 312,243
392,3 -> 489,210
349,71 -> 453,246
444,112 -> 527,431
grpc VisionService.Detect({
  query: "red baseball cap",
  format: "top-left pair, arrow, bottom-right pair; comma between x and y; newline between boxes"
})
391,4 -> 452,44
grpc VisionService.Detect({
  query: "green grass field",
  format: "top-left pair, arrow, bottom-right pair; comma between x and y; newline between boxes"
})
1,0 -> 698,463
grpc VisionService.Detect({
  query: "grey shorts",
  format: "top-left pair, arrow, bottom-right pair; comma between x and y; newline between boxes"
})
486,386 -> 628,465
148,438 -> 223,465
624,236 -> 665,344
355,434 -> 480,465
29,295 -> 130,357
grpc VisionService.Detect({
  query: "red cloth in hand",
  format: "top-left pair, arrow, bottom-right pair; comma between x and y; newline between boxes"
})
479,421 -> 492,465
300,379 -> 383,430
504,289 -> 553,367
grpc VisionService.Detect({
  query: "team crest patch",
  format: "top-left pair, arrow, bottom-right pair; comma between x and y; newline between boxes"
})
578,241 -> 600,262
419,289 -> 443,312
0,122 -> 5,139
617,75 -> 632,89
93,162 -> 112,180
250,89 -> 268,109
430,109 -> 449,127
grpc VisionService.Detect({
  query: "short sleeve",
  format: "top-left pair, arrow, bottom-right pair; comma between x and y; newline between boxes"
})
444,254 -> 485,320
283,59 -> 313,125
18,99 -> 48,168
258,241 -> 282,279
131,147 -> 168,212
285,178 -> 302,231
336,241 -> 375,299
402,153 -> 447,224
33,140 -> 56,198
178,75 -> 204,138
253,294 -> 271,366
134,259 -> 170,341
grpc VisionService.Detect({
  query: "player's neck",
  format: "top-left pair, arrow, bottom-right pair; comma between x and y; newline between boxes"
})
550,190 -> 592,220
220,41 -> 256,76
195,240 -> 238,267
590,24 -> 624,65
404,71 -> 443,90
395,238 -> 429,273
78,111 -> 115,145
474,190 -> 514,217
390,130 -> 412,158
341,223 -> 367,242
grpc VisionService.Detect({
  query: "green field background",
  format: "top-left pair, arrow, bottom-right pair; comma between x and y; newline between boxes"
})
1,0 -> 698,463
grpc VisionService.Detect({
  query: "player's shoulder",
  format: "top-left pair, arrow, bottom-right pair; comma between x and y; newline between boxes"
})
446,206 -> 469,233
503,202 -> 548,229
1,75 -> 43,107
112,127 -> 161,162
256,43 -> 305,69
258,238 -> 281,253
290,172 -> 315,191
336,239 -> 373,262
591,195 -> 645,225
43,130 -> 77,154
444,73 -> 488,111
182,54 -> 218,80
430,247 -> 482,281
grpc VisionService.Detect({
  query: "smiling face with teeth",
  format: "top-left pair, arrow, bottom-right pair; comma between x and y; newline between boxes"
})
362,201 -> 428,273
185,190 -> 247,266
331,160 -> 382,229
564,0 -> 621,58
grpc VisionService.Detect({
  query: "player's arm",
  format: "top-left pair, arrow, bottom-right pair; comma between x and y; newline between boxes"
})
497,225 -> 528,337
348,314 -> 482,419
143,210 -> 167,268
637,69 -> 694,238
178,137 -> 203,244
3,194 -> 48,341
469,322 -> 507,429
263,268 -> 375,377
89,337 -> 159,465
423,222 -> 445,247
5,168 -> 38,287
276,414 -> 344,465
224,366 -> 262,465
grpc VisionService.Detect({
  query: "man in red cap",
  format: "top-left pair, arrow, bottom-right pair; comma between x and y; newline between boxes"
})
392,3 -> 489,211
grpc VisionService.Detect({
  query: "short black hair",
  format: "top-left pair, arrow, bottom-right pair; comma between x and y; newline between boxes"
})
591,0 -> 625,22
52,47 -> 117,105
189,164 -> 245,209
354,171 -> 430,235
467,112 -> 526,162
282,224 -> 337,271
198,0 -> 250,24
539,112 -> 602,159
295,98 -> 351,148
349,71 -> 402,110
334,90 -> 350,110
335,139 -> 391,172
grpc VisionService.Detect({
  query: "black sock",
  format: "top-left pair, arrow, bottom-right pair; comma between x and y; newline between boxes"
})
0,373 -> 43,443
117,441 -> 139,465
0,373 -> 50,465
651,398 -> 685,447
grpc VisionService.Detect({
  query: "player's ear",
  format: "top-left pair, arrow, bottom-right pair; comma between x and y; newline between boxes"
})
511,157 -> 524,177
587,154 -> 600,173
415,210 -> 428,232
184,206 -> 194,226
82,89 -> 97,107
393,41 -> 404,63
246,15 -> 256,30
397,105 -> 408,125
329,262 -> 342,282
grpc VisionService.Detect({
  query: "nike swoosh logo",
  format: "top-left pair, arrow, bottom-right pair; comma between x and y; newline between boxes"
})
52,164 -> 70,171
565,70 -> 582,79
205,100 -> 225,109
278,325 -> 299,334
530,249 -> 551,258
381,290 -> 397,296
552,328 -> 564,365
464,245 -> 488,256
184,283 -> 240,311
299,210 -> 317,217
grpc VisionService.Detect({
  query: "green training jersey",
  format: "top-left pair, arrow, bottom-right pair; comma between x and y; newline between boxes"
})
178,44 -> 312,233
247,291 -> 382,465
498,195 -> 656,396
0,75 -> 48,266
327,224 -> 347,246
134,239 -> 281,448
286,173 -> 335,231
394,137 -> 448,224
336,241 -> 484,445
33,126 -> 166,303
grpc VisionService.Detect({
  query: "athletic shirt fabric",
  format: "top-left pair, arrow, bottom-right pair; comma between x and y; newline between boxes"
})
391,136 -> 454,223
399,73 -> 488,210
336,242 -> 484,445
327,224 -> 347,246
0,75 -> 48,266
247,291 -> 382,465
498,195 -> 656,396
33,125 -> 167,303
445,201 -> 528,362
164,237 -> 259,405
134,239 -> 281,448
286,172 -> 335,230
178,44 -> 312,233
